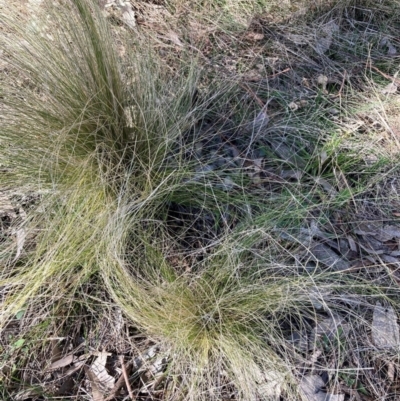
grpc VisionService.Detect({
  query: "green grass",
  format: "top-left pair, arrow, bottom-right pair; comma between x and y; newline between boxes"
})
1,0 -> 400,400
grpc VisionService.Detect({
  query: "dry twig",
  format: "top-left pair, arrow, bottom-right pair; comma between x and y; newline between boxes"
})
367,61 -> 400,85
105,359 -> 133,401
120,355 -> 135,400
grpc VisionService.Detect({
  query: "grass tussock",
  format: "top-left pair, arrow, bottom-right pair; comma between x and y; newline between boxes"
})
1,0 -> 400,400
0,0 -> 197,317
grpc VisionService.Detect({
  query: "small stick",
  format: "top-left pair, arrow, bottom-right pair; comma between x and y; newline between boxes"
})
120,355 -> 135,400
239,68 -> 290,109
104,360 -> 133,401
105,374 -> 125,401
239,82 -> 265,108
338,70 -> 347,97
266,67 -> 291,79
367,61 -> 400,85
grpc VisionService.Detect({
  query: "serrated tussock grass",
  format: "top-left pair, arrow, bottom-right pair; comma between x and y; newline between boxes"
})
0,0 -> 297,398
1,0 -> 400,400
0,0 -> 199,322
103,228 -> 308,399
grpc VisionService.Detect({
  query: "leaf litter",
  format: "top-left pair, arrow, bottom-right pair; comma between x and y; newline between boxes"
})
300,375 -> 344,401
372,302 -> 400,349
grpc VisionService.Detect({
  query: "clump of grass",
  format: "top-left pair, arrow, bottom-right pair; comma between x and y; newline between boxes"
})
0,0 -> 201,323
102,216 -> 310,399
2,0 -> 400,400
0,3 -> 282,399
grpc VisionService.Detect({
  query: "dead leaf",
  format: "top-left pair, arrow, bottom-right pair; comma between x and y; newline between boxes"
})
49,339 -> 63,363
382,82 -> 398,95
0,193 -> 17,219
327,108 -> 340,116
372,302 -> 400,348
65,354 -> 89,376
354,222 -> 382,237
244,101 -> 271,133
147,356 -> 167,377
221,177 -> 234,191
314,177 -> 338,197
13,228 -> 26,262
47,354 -> 74,371
315,36 -> 331,55
242,70 -> 263,82
310,349 -> 322,364
309,242 -> 350,271
388,362 -> 395,382
257,370 -> 283,400
308,286 -> 332,310
359,234 -> 385,254
280,170 -> 303,180
300,375 -> 344,401
245,158 -> 263,185
319,151 -> 328,164
245,32 -> 264,41
15,389 -> 40,401
85,366 -> 106,401
325,394 -> 345,401
381,254 -> 399,264
380,37 -> 397,56
253,158 -> 263,172
65,360 -> 86,376
89,351 -> 115,391
315,20 -> 339,55
101,0 -> 116,8
347,236 -> 358,252
248,366 -> 282,400
116,0 -> 135,29
268,140 -> 306,168
164,31 -> 184,47
289,100 -> 308,111
378,225 -> 400,241
365,255 -> 378,264
286,33 -> 309,45
314,314 -> 345,338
